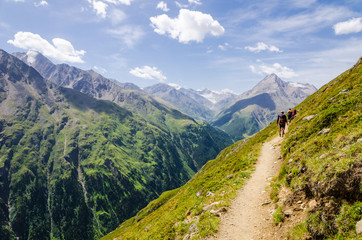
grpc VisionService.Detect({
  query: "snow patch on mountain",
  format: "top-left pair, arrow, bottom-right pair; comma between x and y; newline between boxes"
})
197,89 -> 236,104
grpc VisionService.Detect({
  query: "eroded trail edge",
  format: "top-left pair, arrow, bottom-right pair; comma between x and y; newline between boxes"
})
208,135 -> 284,240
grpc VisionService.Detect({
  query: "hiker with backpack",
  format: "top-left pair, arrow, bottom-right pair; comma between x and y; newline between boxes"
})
277,111 -> 287,137
287,108 -> 293,122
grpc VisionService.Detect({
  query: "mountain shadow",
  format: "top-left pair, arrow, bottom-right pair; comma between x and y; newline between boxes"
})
212,93 -> 275,127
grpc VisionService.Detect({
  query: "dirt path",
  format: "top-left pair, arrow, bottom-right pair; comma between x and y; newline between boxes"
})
207,134 -> 285,240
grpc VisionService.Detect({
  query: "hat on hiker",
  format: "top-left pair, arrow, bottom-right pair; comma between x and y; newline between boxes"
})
281,111 -> 284,113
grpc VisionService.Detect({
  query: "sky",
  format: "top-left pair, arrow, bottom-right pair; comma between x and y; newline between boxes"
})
0,0 -> 361,94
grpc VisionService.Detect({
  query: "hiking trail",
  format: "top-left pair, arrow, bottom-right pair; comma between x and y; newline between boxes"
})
207,132 -> 286,240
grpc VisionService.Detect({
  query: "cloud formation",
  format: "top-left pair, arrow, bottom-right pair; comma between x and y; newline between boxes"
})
334,17 -> 362,35
107,25 -> 144,47
129,66 -> 167,82
88,0 -> 133,18
150,9 -> 225,43
189,0 -> 202,5
8,31 -> 85,63
88,0 -> 108,18
104,0 -> 132,5
34,0 -> 48,7
109,9 -> 127,25
157,1 -> 169,12
250,62 -> 298,79
245,42 -> 282,53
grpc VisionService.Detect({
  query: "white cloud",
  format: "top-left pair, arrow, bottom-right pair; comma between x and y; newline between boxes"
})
104,0 -> 132,5
256,6 -> 351,38
334,18 -> 362,35
34,0 -> 48,7
157,1 -> 169,12
87,0 -> 132,19
245,42 -> 282,53
7,31 -> 85,63
88,0 -> 108,18
175,0 -> 201,8
250,62 -> 298,79
130,66 -> 167,82
189,0 -> 202,5
168,83 -> 182,89
218,42 -> 230,51
175,1 -> 188,8
150,9 -> 225,43
107,25 -> 145,47
109,9 -> 127,25
93,66 -> 108,74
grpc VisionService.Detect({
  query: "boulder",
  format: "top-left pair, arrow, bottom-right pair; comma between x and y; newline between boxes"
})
356,220 -> 362,235
303,115 -> 316,121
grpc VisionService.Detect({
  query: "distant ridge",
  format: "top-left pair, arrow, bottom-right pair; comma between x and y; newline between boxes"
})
212,74 -> 317,140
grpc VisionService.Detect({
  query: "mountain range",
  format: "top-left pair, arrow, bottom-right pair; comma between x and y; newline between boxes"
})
13,50 -> 317,141
0,49 -> 232,239
212,74 -> 317,139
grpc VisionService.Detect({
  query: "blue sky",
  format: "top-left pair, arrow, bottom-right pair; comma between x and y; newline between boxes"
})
0,0 -> 361,93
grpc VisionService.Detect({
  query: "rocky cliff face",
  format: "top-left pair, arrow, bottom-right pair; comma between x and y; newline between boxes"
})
0,49 -> 232,240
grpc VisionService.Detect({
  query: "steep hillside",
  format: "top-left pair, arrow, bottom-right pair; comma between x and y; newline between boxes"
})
0,49 -> 232,240
274,57 -> 361,239
101,58 -> 360,240
212,74 -> 317,140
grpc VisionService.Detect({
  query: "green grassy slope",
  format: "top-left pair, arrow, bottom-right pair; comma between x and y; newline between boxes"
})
0,49 -> 232,240
276,57 -> 362,239
102,58 -> 361,240
101,123 -> 277,239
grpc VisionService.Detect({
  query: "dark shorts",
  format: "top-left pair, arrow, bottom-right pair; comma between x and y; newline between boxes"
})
279,123 -> 285,129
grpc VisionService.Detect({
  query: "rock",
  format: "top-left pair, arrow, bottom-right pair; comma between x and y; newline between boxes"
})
339,89 -> 350,94
307,199 -> 317,210
206,191 -> 215,197
188,223 -> 198,233
196,189 -> 203,197
288,158 -> 293,163
203,201 -> 224,211
356,220 -> 362,235
210,207 -> 227,217
145,225 -> 151,231
284,209 -> 293,216
185,209 -> 191,216
319,153 -> 328,159
303,115 -> 316,121
226,174 -> 234,179
183,234 -> 190,240
318,128 -> 331,135
261,201 -> 271,206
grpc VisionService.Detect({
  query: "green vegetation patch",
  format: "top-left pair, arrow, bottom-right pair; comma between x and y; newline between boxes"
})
277,58 -> 362,239
102,123 -> 277,239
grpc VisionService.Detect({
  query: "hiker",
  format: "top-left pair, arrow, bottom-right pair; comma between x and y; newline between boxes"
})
287,108 -> 293,122
292,109 -> 297,118
277,111 -> 287,137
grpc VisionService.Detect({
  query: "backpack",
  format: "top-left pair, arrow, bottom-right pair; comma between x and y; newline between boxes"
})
279,114 -> 286,124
